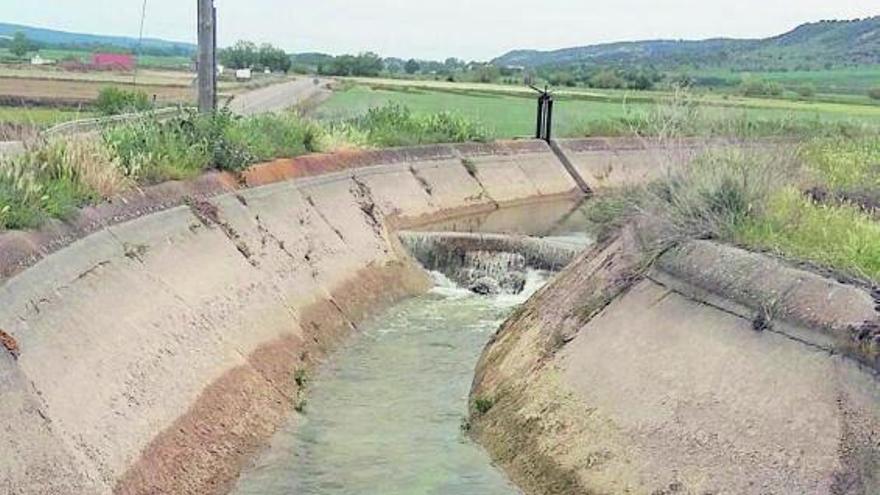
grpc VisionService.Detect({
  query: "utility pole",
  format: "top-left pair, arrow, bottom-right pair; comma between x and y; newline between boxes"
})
197,0 -> 216,113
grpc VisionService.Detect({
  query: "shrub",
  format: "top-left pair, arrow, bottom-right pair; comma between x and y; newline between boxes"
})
102,113 -> 211,183
473,397 -> 494,416
95,87 -> 152,116
224,113 -> 315,160
794,84 -> 816,99
337,103 -> 486,148
739,79 -> 783,97
589,145 -> 801,250
588,70 -> 626,89
869,87 -> 880,101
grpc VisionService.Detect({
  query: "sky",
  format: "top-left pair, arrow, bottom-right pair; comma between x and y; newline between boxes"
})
1,1 -> 877,60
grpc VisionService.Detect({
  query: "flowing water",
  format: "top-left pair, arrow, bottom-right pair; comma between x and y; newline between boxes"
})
232,271 -> 550,495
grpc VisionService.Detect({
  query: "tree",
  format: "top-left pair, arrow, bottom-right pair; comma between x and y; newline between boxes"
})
258,43 -> 291,72
219,40 -> 258,69
588,70 -> 625,89
317,52 -> 383,77
404,59 -> 420,75
10,32 -> 31,58
869,87 -> 880,101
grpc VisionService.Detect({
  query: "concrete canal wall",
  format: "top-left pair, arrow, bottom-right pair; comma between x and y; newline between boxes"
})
0,140 -> 582,495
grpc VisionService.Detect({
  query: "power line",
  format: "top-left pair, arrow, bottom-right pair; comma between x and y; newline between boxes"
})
133,0 -> 148,86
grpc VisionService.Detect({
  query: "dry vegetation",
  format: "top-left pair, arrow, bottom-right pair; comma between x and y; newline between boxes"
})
0,104 -> 486,230
583,105 -> 880,282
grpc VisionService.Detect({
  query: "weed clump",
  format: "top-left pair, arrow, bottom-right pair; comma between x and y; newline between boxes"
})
324,103 -> 487,149
95,87 -> 153,116
473,396 -> 495,416
0,135 -> 128,229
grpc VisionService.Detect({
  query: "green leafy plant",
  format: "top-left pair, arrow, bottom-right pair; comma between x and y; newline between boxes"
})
95,87 -> 152,116
473,396 -> 495,416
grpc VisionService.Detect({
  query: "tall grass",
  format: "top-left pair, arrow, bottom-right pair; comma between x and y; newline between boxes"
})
801,135 -> 880,192
323,103 -> 487,148
735,188 -> 880,280
586,133 -> 880,282
0,104 -> 487,231
592,146 -> 801,248
0,136 -> 127,229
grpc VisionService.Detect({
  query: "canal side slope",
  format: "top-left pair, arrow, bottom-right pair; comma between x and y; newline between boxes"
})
470,224 -> 880,494
0,140 -> 581,495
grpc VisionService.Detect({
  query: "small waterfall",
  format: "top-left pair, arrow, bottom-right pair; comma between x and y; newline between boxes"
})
399,231 -> 588,296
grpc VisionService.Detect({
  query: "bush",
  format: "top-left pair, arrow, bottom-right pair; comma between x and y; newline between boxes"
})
102,109 -> 325,183
334,103 -> 486,148
794,84 -> 816,99
95,87 -> 152,116
739,80 -> 784,97
869,87 -> 880,101
102,113 -> 212,183
588,70 -> 626,89
589,144 -> 801,250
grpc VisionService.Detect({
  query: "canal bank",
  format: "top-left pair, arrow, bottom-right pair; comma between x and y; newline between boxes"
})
0,139 -> 585,495
469,225 -> 880,495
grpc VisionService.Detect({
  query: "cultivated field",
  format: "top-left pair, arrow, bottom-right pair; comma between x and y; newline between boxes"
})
317,81 -> 880,138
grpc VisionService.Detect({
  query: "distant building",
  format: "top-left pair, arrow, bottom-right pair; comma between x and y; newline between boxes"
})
92,53 -> 135,71
30,54 -> 54,66
235,68 -> 252,81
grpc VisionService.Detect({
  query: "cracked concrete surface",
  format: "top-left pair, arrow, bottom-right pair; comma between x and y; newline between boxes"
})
0,140 -> 581,494
471,231 -> 880,495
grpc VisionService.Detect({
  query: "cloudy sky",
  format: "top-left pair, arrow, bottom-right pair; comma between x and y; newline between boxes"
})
1,1 -> 877,60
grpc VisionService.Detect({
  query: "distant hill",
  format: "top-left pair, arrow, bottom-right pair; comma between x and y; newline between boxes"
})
494,17 -> 880,70
0,22 -> 195,55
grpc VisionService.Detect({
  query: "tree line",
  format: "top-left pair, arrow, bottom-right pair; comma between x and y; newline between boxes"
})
218,40 -> 291,73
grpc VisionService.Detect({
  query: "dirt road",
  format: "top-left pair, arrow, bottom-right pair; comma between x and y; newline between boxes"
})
226,78 -> 332,116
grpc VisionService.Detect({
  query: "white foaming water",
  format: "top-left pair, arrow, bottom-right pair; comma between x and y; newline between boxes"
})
427,270 -> 472,299
490,269 -> 551,309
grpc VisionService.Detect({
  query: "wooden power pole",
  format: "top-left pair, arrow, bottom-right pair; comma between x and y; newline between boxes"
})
197,0 -> 216,113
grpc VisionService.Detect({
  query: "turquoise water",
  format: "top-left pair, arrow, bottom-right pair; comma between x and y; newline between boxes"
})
232,272 -> 548,495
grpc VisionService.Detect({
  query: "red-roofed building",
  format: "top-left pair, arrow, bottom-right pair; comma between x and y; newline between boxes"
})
92,53 -> 135,71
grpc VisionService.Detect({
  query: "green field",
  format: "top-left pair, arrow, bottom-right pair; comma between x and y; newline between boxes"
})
681,66 -> 880,96
0,105 -> 93,127
317,83 -> 880,139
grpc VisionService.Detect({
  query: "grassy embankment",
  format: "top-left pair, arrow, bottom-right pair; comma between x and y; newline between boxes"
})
0,105 -> 485,230
581,100 -> 880,283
